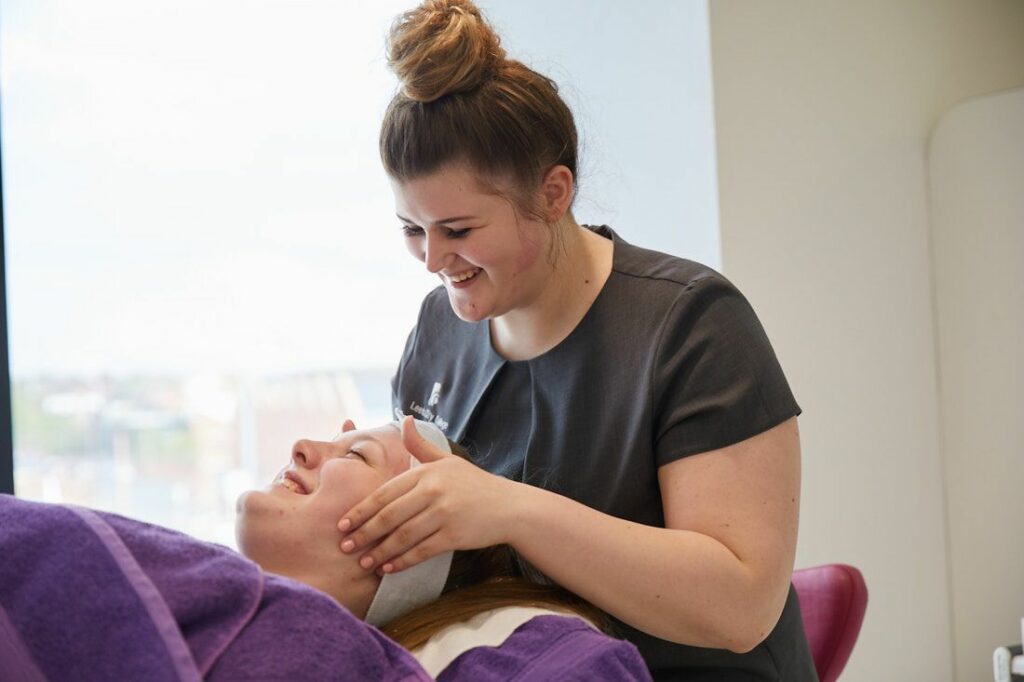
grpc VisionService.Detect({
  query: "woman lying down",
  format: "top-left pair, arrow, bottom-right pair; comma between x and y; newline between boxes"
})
0,417 -> 650,681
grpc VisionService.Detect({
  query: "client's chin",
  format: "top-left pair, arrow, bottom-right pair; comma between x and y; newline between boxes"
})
233,492 -> 269,565
233,489 -> 301,571
232,491 -> 381,618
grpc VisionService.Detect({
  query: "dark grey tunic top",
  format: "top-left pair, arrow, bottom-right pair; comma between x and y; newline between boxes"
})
391,226 -> 817,681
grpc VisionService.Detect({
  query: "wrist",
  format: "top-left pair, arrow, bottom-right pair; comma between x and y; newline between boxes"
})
500,478 -> 542,548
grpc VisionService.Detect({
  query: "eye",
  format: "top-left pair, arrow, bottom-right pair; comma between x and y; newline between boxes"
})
445,227 -> 470,239
401,225 -> 423,237
345,450 -> 366,461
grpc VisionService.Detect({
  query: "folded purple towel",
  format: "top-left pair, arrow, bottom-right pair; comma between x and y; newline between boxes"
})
437,615 -> 652,681
0,494 -> 652,681
0,494 -> 429,681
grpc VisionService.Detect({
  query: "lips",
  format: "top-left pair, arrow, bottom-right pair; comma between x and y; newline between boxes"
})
280,470 -> 310,495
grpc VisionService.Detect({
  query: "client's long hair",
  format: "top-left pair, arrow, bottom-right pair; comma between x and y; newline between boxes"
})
380,442 -> 612,651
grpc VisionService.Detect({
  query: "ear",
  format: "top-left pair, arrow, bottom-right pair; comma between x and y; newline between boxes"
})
341,419 -> 356,433
539,165 -> 575,223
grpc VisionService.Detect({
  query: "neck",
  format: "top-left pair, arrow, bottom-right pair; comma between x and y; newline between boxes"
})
490,221 -> 613,361
285,556 -> 381,620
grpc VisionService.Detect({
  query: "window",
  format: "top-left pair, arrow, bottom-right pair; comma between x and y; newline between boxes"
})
1,0 -> 717,547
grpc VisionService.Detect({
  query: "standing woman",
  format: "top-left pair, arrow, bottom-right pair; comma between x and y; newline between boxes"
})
339,1 -> 817,679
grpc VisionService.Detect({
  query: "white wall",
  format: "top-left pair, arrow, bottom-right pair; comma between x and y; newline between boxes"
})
929,87 -> 1024,682
483,0 -> 721,267
708,1 -> 1024,680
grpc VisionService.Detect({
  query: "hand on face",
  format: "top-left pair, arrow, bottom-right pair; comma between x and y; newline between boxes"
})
337,415 -> 518,575
235,422 -> 411,577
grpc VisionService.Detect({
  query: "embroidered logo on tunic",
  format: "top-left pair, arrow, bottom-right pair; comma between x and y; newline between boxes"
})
407,401 -> 449,432
407,380 -> 450,432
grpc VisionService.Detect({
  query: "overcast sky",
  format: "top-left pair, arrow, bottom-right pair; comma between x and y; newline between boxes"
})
1,0 -> 717,379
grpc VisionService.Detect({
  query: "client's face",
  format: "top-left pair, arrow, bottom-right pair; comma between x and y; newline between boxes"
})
235,423 -> 411,592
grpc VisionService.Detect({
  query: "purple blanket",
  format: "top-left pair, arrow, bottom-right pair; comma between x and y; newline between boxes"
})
438,615 -> 652,681
0,495 -> 427,681
0,495 -> 650,681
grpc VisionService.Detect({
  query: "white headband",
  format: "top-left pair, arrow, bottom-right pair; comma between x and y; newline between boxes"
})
363,416 -> 455,626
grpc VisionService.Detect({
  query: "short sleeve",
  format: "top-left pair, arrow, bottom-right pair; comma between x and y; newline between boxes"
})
652,275 -> 800,466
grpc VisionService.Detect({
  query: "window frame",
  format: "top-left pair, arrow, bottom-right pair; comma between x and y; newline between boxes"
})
0,110 -> 15,495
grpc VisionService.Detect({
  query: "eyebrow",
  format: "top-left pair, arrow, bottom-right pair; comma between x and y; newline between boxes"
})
396,214 -> 478,226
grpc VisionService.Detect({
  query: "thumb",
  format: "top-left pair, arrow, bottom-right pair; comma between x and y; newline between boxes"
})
400,416 -> 447,464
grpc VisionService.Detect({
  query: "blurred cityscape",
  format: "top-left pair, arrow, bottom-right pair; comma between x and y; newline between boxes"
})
12,369 -> 394,548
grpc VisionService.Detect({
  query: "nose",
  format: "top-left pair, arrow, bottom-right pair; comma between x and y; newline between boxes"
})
423,230 -> 452,274
291,439 -> 323,469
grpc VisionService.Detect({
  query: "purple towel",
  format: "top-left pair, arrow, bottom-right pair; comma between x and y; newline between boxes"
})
0,494 -> 429,681
437,615 -> 652,681
0,494 -> 652,681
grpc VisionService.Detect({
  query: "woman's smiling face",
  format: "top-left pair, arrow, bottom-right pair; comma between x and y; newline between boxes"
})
235,424 -> 411,578
391,163 -> 555,323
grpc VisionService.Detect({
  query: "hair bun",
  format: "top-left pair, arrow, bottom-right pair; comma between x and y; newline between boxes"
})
386,0 -> 506,103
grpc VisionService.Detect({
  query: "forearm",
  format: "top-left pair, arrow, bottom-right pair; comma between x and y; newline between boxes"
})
504,480 -> 787,652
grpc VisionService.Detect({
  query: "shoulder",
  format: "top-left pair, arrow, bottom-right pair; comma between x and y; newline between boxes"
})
596,226 -> 744,312
612,236 -> 719,289
588,230 -> 755,351
592,224 -> 719,286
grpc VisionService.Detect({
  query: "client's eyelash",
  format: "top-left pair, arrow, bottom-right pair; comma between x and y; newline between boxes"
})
346,450 -> 365,461
401,225 -> 423,237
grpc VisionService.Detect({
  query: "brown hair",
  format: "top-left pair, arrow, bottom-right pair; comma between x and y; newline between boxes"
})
381,438 -> 612,650
379,0 -> 579,221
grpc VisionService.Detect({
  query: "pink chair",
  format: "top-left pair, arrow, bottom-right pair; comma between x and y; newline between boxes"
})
791,564 -> 868,682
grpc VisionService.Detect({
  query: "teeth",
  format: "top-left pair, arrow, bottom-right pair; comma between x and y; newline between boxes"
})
449,268 -> 480,283
280,478 -> 303,494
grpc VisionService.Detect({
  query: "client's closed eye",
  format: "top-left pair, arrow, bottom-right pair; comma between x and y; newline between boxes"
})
346,450 -> 366,461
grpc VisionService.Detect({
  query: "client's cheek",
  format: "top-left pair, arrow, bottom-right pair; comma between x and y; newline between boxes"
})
307,480 -> 360,530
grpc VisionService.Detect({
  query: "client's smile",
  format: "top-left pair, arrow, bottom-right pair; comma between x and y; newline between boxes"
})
280,471 -> 310,495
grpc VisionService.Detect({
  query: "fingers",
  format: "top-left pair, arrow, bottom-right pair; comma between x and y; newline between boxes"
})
338,471 -> 418,534
377,531 -> 447,574
339,478 -> 429,554
337,417 -> 464,575
401,415 -> 447,464
356,512 -> 443,572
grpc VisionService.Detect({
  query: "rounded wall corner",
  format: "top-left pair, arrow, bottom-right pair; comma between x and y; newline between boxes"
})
928,85 -> 1024,161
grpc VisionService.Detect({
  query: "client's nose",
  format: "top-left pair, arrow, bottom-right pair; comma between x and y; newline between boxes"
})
291,439 -> 322,469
